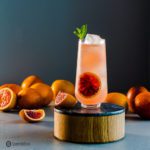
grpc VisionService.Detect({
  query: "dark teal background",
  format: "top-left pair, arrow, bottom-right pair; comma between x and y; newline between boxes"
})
0,0 -> 149,92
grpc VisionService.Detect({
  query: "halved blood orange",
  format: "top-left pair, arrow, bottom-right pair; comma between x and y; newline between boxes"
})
55,91 -> 77,108
0,88 -> 17,111
19,109 -> 45,122
78,72 -> 101,97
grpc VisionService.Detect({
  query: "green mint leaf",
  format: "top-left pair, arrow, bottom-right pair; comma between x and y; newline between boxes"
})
76,28 -> 81,33
80,24 -> 87,40
73,24 -> 87,40
73,31 -> 80,39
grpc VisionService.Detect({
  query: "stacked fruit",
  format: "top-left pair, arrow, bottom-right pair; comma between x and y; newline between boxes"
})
1,75 -> 150,121
105,86 -> 150,119
0,75 -> 77,123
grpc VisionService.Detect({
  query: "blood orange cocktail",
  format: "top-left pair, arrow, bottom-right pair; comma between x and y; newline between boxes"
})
75,34 -> 108,108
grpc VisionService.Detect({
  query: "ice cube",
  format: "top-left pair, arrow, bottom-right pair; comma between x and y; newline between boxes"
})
84,34 -> 105,45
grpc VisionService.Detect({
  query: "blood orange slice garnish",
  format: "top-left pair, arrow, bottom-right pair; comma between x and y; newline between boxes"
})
0,88 -> 16,111
78,72 -> 101,97
19,109 -> 45,122
55,91 -> 77,108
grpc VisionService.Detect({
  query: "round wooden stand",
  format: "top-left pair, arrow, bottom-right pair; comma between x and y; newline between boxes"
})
54,103 -> 125,143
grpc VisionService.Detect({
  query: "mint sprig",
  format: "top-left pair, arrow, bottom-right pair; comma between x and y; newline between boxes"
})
73,24 -> 87,40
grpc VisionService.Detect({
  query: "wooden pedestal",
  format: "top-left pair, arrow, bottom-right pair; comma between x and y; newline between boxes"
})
54,103 -> 125,143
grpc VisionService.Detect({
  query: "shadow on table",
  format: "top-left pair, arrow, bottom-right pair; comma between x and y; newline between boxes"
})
2,106 -> 54,114
126,113 -> 150,121
2,119 -> 54,129
126,113 -> 141,121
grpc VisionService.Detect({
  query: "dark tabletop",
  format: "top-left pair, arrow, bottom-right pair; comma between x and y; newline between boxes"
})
0,106 -> 150,150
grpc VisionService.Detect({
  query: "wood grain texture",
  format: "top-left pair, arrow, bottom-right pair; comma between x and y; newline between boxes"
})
54,111 -> 125,143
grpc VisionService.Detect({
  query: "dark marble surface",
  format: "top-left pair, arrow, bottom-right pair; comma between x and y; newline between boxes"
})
54,103 -> 125,116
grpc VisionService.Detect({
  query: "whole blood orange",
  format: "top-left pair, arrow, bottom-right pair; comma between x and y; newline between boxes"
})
21,75 -> 43,89
51,80 -> 75,99
135,92 -> 150,119
105,92 -> 127,108
18,88 -> 42,109
19,109 -> 45,122
31,83 -> 53,106
78,72 -> 101,97
0,88 -> 17,111
55,91 -> 77,108
127,86 -> 148,113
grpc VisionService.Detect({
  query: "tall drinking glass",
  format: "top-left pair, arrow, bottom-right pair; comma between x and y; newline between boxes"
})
75,34 -> 108,109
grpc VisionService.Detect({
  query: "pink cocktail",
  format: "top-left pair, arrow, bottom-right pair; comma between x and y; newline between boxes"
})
75,34 -> 108,108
